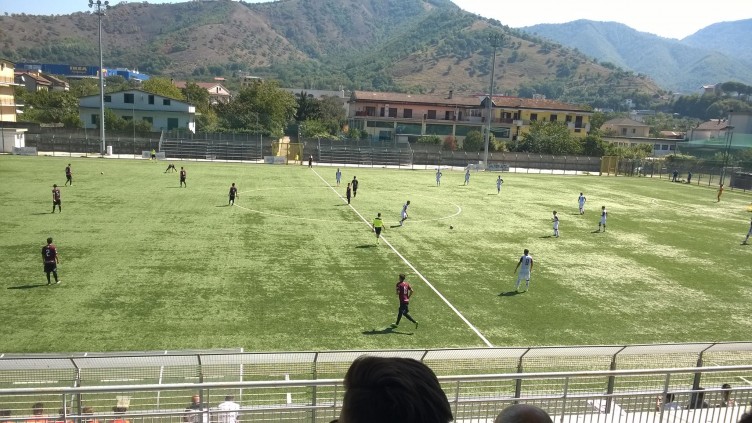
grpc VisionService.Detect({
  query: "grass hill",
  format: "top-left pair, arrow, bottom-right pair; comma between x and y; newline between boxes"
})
523,20 -> 752,93
0,0 -> 662,106
682,19 -> 752,66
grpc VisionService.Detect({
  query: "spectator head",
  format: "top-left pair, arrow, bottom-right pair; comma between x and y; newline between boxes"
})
191,395 -> 200,405
32,403 -> 44,416
664,393 -> 676,403
494,404 -> 553,423
721,384 -> 732,400
224,395 -> 234,402
338,356 -> 453,423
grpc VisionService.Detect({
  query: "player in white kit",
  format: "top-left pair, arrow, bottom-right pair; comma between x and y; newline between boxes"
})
578,193 -> 586,214
598,206 -> 607,232
514,249 -> 534,292
436,168 -> 442,186
496,176 -> 503,194
552,211 -> 559,238
399,200 -> 410,226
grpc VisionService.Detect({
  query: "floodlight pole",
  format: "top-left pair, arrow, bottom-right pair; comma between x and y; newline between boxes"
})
483,33 -> 503,167
90,0 -> 110,156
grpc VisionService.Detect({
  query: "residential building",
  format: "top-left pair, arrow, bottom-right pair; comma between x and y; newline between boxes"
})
601,117 -> 650,137
240,75 -> 263,88
689,119 -> 731,141
15,71 -> 52,92
1,59 -> 21,122
600,117 -> 683,156
348,90 -> 591,143
173,81 -> 231,104
43,74 -> 70,92
0,58 -> 28,152
79,89 -> 196,133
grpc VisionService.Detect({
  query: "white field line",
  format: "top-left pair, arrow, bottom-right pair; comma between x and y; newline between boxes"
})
311,168 -> 494,348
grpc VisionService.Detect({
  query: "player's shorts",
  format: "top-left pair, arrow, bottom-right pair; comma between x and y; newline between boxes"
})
401,212 -> 407,219
399,303 -> 410,314
180,177 -> 186,182
518,270 -> 530,281
44,262 -> 57,273
229,195 -> 236,200
53,200 -> 61,206
375,227 -> 382,236
553,223 -> 559,230
600,218 -> 607,225
66,175 -> 72,180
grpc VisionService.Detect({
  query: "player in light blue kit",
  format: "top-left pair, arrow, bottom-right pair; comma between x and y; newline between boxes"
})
335,168 -> 342,186
464,168 -> 470,185
496,176 -> 504,194
436,168 -> 442,186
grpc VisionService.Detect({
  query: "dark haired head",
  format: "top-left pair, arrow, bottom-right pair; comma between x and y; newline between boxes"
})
494,404 -> 552,423
339,356 -> 452,423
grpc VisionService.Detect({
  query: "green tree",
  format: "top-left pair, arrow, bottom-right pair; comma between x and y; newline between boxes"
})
317,96 -> 346,134
18,90 -> 82,128
461,130 -> 483,151
517,121 -> 582,155
142,77 -> 185,100
181,82 -> 218,132
295,91 -> 320,122
216,80 -> 297,136
581,134 -> 611,157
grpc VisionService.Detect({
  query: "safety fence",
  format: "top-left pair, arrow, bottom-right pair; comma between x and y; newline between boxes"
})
0,363 -> 749,423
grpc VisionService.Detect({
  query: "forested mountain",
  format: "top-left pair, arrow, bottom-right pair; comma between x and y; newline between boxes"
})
0,0 -> 662,108
681,19 -> 752,66
522,20 -> 752,93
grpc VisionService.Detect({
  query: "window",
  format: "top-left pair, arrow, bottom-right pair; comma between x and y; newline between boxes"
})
470,109 -> 482,117
427,110 -> 436,119
163,99 -> 171,106
148,95 -> 154,105
403,109 -> 412,118
143,117 -> 153,124
365,106 -> 376,116
565,115 -> 572,123
167,117 -> 179,130
631,128 -> 636,134
530,113 -> 538,121
388,108 -> 397,118
622,128 -> 628,136
104,95 -> 111,103
91,114 -> 98,124
124,93 -> 134,104
550,114 -> 557,122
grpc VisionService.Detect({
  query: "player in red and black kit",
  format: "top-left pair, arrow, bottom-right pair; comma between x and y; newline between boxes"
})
65,164 -> 72,186
42,237 -> 60,285
229,183 -> 238,205
393,273 -> 418,328
179,167 -> 187,188
51,184 -> 62,213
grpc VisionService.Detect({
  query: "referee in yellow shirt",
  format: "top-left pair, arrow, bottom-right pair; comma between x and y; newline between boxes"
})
373,212 -> 385,243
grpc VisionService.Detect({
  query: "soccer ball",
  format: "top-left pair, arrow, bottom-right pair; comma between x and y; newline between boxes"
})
101,172 -> 104,175
449,225 -> 454,230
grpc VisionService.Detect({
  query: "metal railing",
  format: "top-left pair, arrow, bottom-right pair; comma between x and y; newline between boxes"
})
0,364 -> 749,423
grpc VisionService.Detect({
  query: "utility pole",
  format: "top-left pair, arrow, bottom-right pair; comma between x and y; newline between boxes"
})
483,32 -> 503,167
89,0 -> 110,156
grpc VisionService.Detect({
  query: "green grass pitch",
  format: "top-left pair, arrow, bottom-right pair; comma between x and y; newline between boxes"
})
1,155 -> 751,353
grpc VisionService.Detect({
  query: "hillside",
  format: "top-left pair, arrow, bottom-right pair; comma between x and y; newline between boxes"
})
682,19 -> 752,66
522,20 -> 752,93
0,0 -> 662,106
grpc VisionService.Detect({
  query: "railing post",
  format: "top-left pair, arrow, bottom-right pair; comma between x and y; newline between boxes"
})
605,346 -> 626,414
311,351 -> 319,423
514,349 -> 529,403
560,376 -> 570,423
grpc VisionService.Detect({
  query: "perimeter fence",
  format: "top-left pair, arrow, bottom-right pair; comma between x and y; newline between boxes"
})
0,343 -> 751,423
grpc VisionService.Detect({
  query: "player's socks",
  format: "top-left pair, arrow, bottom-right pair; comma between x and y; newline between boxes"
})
415,321 -> 419,329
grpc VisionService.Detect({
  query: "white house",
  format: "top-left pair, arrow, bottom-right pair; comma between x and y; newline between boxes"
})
79,89 -> 196,133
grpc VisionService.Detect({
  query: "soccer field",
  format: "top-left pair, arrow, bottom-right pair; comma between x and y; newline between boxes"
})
1,155 -> 751,353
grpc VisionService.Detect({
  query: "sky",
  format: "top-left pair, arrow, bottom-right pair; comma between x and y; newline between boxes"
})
1,0 -> 750,39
